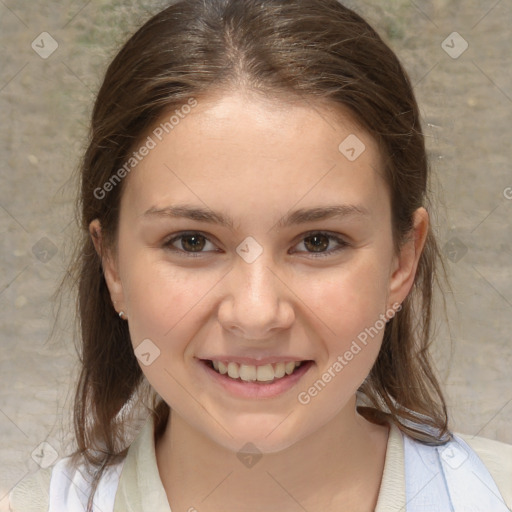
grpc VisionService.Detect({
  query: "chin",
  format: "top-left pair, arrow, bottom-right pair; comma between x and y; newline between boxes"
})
211,425 -> 305,456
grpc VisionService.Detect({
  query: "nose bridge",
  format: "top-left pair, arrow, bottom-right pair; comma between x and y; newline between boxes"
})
235,249 -> 279,314
239,254 -> 274,303
218,245 -> 294,337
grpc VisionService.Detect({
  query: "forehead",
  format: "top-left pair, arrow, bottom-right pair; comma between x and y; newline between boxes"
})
120,90 -> 388,222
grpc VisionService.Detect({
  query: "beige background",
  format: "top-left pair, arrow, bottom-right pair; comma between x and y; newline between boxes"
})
1,0 -> 511,509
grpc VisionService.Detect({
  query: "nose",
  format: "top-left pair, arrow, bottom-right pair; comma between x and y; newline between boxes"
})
217,250 -> 295,340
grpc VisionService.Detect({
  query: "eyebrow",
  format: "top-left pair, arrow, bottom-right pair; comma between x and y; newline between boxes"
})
143,203 -> 369,231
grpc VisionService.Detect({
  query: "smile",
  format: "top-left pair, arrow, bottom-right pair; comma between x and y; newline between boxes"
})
198,358 -> 315,399
207,359 -> 304,382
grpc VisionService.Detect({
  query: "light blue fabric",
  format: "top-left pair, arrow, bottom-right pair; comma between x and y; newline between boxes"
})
404,432 -> 510,511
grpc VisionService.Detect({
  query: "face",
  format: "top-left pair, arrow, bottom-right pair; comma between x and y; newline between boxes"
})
94,90 -> 426,454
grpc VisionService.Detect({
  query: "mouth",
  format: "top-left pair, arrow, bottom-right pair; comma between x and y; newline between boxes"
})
200,358 -> 314,384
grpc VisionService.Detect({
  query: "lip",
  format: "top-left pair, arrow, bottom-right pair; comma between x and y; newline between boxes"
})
196,358 -> 314,399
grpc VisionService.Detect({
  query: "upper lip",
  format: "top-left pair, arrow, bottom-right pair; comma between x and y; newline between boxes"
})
199,356 -> 310,365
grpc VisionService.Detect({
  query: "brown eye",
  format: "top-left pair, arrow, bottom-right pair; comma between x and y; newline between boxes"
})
180,234 -> 207,252
164,232 -> 218,257
293,231 -> 349,258
303,234 -> 330,252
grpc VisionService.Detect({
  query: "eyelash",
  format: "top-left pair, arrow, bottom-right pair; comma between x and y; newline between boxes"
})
162,231 -> 350,259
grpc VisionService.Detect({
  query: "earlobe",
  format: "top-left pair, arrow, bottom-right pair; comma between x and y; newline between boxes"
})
387,207 -> 429,307
88,219 -> 126,315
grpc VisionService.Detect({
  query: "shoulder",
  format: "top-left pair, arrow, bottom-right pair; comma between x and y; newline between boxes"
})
9,466 -> 52,512
457,431 -> 512,506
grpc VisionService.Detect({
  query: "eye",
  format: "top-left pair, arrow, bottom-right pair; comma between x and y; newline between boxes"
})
163,232 -> 219,257
291,231 -> 350,258
162,231 -> 350,259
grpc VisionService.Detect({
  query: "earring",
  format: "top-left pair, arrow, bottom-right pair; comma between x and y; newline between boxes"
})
119,311 -> 127,320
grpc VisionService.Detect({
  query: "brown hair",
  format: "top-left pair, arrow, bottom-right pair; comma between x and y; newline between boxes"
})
62,0 -> 452,509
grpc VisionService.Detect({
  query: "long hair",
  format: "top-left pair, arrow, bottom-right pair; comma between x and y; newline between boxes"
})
60,1 -> 452,509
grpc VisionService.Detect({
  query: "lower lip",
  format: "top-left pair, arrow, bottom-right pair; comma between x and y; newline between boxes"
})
197,359 -> 314,399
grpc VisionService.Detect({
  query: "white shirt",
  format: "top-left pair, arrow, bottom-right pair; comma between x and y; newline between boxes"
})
10,414 -> 512,511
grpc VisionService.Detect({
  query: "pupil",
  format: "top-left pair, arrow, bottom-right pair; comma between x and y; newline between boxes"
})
305,234 -> 328,252
183,235 -> 205,252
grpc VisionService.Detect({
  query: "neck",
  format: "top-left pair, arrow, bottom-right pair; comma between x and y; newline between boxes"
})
155,397 -> 389,512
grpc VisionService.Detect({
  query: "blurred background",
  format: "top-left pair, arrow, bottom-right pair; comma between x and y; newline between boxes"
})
1,0 -> 511,509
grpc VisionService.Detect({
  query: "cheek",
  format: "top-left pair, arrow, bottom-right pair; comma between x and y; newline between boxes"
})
120,262 -> 219,391
293,268 -> 389,415
304,258 -> 390,338
122,261 -> 218,342
297,263 -> 390,405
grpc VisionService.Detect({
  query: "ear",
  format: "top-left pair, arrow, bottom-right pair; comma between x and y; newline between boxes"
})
387,207 -> 429,308
89,219 -> 126,315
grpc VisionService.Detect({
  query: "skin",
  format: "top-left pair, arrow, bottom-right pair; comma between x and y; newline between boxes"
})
90,88 -> 428,512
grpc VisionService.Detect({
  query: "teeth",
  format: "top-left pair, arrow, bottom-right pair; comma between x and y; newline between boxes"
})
210,360 -> 305,382
227,362 -> 239,379
285,361 -> 296,375
274,362 -> 285,378
240,364 -> 257,381
256,364 -> 274,382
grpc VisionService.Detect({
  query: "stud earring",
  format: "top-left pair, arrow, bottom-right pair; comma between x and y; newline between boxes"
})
119,311 -> 127,320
